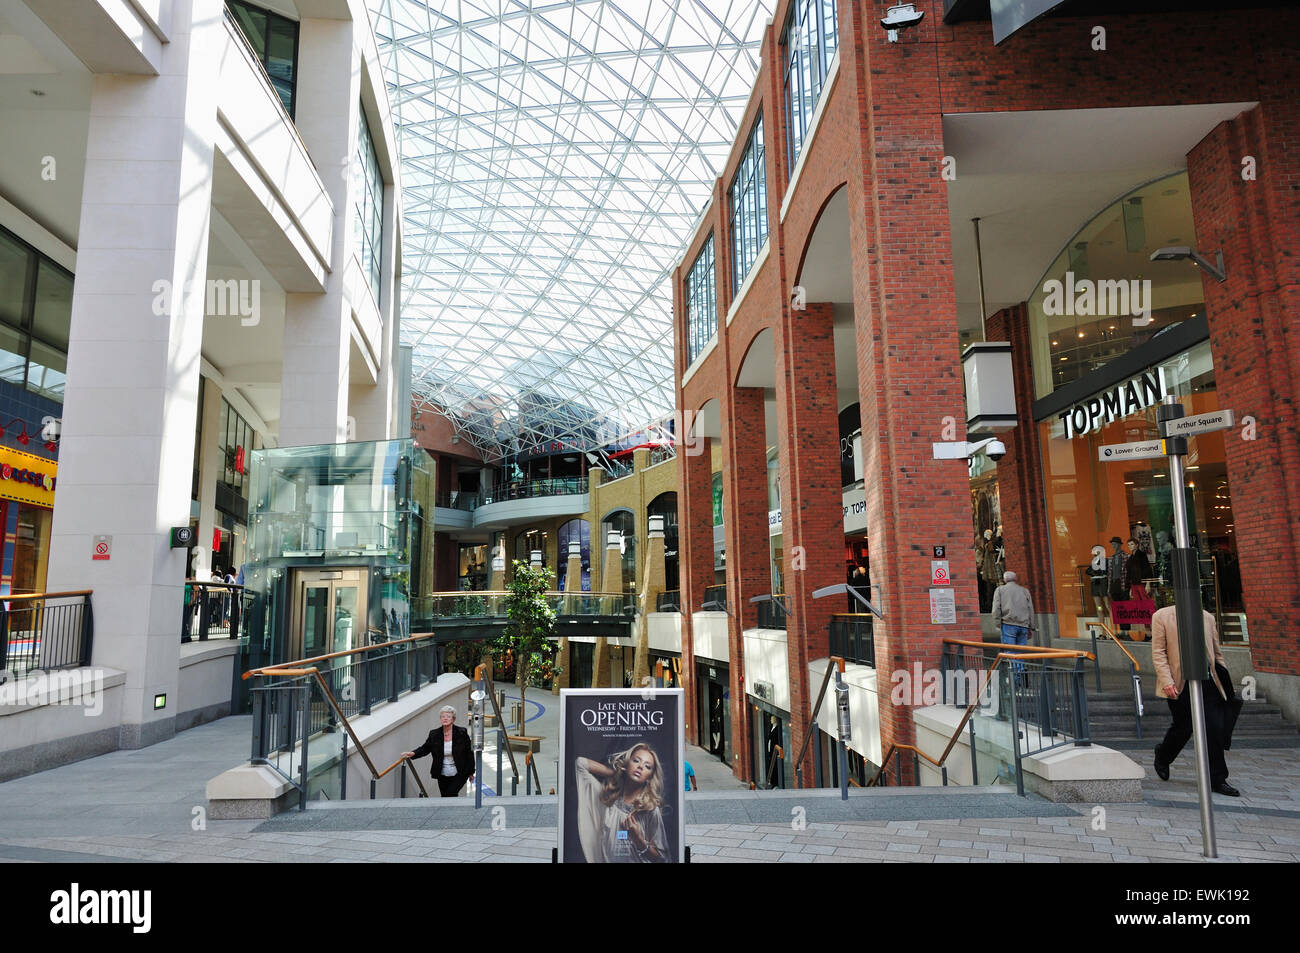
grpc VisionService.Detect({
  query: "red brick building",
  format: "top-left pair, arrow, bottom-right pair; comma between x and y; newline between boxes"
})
673,0 -> 1300,786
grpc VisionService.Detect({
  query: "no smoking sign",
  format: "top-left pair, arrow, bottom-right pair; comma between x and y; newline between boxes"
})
931,560 -> 950,586
93,535 -> 112,561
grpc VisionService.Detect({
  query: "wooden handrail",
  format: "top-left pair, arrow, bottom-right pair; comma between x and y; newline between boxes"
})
3,589 -> 92,601
1086,620 -> 1141,672
374,756 -> 430,797
242,630 -> 440,680
943,638 -> 1096,662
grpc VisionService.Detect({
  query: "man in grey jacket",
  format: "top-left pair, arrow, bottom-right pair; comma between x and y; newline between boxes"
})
992,571 -> 1036,649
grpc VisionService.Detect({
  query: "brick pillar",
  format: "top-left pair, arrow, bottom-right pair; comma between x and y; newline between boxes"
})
985,305 -> 1056,636
1188,98 -> 1300,722
722,385 -> 771,783
678,434 -> 714,741
849,10 -> 983,781
773,303 -> 842,780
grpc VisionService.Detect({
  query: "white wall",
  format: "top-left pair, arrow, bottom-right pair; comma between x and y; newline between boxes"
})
808,659 -> 881,765
690,611 -> 728,662
742,627 -> 790,713
647,612 -> 681,653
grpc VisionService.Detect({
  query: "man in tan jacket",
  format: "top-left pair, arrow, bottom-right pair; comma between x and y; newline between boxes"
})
1150,604 -> 1238,796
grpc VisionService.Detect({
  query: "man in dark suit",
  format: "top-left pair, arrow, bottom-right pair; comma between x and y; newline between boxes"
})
403,705 -> 476,797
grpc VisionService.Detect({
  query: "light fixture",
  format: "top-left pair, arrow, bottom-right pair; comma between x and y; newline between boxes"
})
1149,246 -> 1227,282
881,2 -> 924,41
1051,340 -> 1058,346
1078,331 -> 1085,338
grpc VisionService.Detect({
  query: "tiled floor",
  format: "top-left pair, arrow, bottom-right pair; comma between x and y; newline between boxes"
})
1,714 -> 1296,863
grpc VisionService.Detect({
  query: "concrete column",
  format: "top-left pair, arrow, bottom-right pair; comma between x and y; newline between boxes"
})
773,303 -> 843,781
45,0 -> 226,748
554,539 -> 583,694
1188,98 -> 1300,724
195,377 -> 223,579
279,17 -> 362,447
488,542 -> 505,591
632,515 -> 668,684
592,529 -> 622,688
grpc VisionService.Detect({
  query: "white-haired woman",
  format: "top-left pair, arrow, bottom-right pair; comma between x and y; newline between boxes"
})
403,705 -> 475,797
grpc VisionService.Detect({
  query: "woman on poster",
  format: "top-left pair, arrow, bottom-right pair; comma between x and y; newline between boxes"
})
574,743 -> 670,863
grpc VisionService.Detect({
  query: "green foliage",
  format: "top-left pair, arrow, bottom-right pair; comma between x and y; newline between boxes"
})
497,560 -> 557,690
454,595 -> 488,617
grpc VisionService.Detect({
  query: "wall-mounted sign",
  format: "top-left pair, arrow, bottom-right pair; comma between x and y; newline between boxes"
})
0,446 -> 57,507
931,561 -> 950,586
929,588 -> 956,625
1098,440 -> 1166,462
93,535 -> 111,561
1058,368 -> 1168,439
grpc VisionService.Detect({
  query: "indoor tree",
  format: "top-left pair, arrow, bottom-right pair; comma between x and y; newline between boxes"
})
498,559 -> 557,734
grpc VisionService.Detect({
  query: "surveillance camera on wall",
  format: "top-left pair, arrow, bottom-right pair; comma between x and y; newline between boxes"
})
881,3 -> 924,41
985,439 -> 1007,462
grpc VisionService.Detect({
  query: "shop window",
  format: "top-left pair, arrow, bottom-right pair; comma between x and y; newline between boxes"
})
601,510 -> 636,595
0,226 -> 72,399
557,518 -> 590,591
1027,172 -> 1204,399
1039,341 -> 1246,642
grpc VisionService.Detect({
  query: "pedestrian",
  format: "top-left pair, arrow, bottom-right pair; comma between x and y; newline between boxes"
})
684,760 -> 698,792
991,571 -> 1036,649
1151,605 -> 1239,796
403,705 -> 475,797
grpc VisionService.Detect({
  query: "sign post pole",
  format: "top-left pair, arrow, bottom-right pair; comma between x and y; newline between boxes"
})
1156,396 -> 1216,859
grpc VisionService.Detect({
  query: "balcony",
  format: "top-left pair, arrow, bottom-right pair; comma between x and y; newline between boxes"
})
828,614 -> 874,668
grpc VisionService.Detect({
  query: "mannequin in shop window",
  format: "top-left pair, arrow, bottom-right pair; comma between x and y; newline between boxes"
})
1106,537 -> 1129,631
979,530 -> 1001,611
994,525 -> 1006,580
1124,536 -> 1155,638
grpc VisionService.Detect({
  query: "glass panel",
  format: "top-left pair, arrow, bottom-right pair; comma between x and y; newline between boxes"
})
302,585 -> 330,657
31,260 -> 71,350
0,323 -> 27,386
229,1 -> 267,59
1028,172 -> 1202,398
25,339 -> 65,400
0,229 -> 30,329
266,17 -> 297,115
332,586 -> 359,656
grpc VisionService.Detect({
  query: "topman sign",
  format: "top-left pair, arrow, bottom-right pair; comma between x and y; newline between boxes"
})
1058,368 -> 1168,439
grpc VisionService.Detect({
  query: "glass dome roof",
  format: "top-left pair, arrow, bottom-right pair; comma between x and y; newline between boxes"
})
369,0 -> 772,457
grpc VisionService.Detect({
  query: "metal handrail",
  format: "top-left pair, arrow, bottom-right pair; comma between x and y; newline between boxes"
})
375,755 -> 430,797
869,646 -> 1095,788
243,630 -> 439,680
792,656 -> 844,788
3,589 -> 93,601
1085,619 -> 1145,737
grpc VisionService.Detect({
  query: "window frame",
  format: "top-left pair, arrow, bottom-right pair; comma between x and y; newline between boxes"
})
781,0 -> 838,174
684,234 -> 717,366
729,114 -> 768,296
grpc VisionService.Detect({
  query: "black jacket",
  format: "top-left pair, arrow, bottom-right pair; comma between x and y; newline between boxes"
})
411,725 -> 474,777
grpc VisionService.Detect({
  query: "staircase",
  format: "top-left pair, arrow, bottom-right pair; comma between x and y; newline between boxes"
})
1088,689 -> 1300,750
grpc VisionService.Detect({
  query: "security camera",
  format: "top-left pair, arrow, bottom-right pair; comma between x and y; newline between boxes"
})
881,3 -> 924,41
985,439 -> 1007,462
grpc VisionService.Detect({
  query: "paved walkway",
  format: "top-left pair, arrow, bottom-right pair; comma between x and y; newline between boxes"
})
1,714 -> 1297,863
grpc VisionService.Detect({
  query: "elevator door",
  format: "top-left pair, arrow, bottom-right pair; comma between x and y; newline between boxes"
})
290,568 -> 369,665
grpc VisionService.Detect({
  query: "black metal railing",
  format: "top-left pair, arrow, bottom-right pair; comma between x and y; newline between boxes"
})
828,614 -> 873,666
247,633 -> 446,809
435,489 -> 481,511
483,476 -> 588,503
0,590 -> 94,677
181,581 -> 244,643
655,590 -> 681,612
701,583 -> 727,612
756,597 -> 787,629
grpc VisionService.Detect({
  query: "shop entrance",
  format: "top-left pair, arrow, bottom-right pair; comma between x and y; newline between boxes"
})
289,567 -> 369,664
